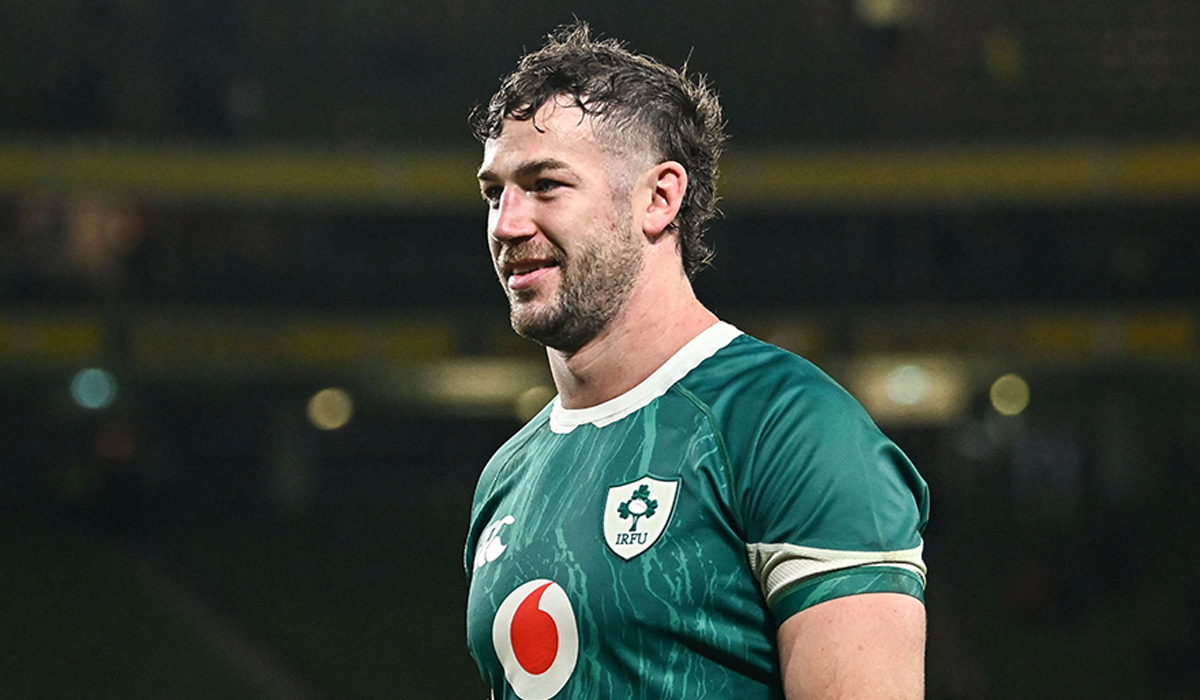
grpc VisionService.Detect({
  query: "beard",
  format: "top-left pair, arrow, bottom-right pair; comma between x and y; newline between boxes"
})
500,215 -> 644,352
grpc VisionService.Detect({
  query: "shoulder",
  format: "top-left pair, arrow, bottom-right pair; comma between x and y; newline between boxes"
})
675,332 -> 900,509
680,332 -> 871,433
496,403 -> 553,456
479,402 -> 553,482
471,405 -> 552,511
679,331 -> 927,537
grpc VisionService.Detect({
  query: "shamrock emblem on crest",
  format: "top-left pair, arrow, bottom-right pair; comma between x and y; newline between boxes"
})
617,484 -> 658,532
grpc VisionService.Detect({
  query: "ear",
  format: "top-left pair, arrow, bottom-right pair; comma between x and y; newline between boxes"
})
640,161 -> 687,239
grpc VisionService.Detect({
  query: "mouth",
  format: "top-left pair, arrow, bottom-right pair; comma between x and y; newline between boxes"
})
503,257 -> 560,291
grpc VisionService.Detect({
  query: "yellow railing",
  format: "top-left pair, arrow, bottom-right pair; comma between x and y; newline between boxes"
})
2,140 -> 1199,209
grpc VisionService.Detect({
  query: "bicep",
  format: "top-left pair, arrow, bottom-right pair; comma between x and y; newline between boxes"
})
777,592 -> 925,700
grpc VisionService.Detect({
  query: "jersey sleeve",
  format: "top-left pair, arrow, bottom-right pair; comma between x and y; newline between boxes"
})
727,358 -> 930,624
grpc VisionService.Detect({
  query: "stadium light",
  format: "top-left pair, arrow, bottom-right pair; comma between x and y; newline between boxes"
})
70,368 -> 118,410
308,387 -> 354,430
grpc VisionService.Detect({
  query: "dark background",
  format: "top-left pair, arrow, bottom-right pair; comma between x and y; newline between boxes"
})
1,1 -> 1198,698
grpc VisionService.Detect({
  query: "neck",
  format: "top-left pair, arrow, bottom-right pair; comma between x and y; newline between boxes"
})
547,270 -> 718,409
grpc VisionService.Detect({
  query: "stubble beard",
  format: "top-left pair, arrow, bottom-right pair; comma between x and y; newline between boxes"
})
504,217 -> 644,353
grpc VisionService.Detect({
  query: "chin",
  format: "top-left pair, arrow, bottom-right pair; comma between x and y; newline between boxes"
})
510,305 -> 555,336
511,311 -> 571,348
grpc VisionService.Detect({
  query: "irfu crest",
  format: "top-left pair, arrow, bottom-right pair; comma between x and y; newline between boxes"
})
604,476 -> 679,560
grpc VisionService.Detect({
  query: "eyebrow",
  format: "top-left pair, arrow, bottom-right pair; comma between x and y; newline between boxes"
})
477,158 -> 572,182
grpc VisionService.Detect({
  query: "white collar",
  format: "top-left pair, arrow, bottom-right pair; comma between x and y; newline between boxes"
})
548,321 -> 741,434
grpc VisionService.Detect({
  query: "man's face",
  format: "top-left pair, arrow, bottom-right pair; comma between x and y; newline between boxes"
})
477,101 -> 645,351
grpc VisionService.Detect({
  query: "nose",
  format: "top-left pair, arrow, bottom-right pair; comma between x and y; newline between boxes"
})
489,186 -> 537,242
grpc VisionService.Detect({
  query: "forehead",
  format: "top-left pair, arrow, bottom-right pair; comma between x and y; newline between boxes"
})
479,101 -> 608,176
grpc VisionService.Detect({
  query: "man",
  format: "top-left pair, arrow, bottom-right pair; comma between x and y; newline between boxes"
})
465,22 -> 929,700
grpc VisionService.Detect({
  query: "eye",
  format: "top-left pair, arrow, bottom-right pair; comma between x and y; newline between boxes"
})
480,185 -> 503,206
532,178 -> 563,195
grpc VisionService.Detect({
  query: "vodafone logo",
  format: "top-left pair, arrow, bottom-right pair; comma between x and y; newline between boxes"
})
491,579 -> 578,700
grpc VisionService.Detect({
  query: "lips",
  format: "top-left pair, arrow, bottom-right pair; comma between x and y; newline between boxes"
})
504,257 -> 559,291
509,258 -> 555,275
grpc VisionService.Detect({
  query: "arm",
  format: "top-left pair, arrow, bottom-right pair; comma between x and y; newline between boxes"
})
777,592 -> 925,700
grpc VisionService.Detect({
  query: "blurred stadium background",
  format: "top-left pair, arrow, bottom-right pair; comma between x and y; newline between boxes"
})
2,1 -> 1199,698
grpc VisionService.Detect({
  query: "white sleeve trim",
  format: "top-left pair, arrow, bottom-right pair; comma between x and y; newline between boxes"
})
746,541 -> 927,605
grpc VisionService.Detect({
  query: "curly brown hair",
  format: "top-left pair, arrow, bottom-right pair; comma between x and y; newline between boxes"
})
470,21 -> 726,279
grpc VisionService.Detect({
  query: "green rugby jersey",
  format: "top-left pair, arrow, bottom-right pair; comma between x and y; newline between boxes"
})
465,322 -> 928,700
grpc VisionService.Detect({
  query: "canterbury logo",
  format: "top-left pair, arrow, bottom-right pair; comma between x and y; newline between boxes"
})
474,515 -> 515,571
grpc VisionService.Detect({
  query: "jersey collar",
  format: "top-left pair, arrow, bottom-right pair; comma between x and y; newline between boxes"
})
548,321 -> 742,434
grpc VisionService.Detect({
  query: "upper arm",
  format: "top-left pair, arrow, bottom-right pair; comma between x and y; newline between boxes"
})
724,360 -> 930,695
777,592 -> 925,700
738,372 -> 929,618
